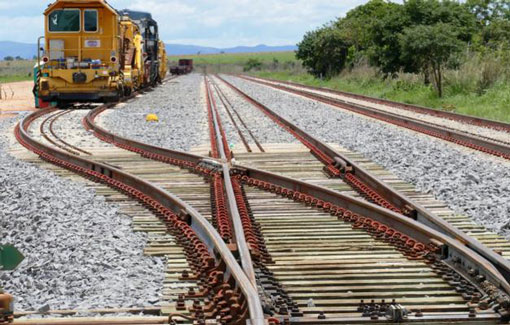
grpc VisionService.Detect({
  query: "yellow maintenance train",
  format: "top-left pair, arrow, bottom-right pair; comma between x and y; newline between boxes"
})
34,0 -> 167,107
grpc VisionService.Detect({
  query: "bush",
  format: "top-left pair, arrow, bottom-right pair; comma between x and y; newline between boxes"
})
243,58 -> 262,72
296,25 -> 349,78
477,56 -> 501,94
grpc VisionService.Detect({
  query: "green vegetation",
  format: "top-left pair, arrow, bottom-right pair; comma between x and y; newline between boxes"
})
169,51 -> 296,65
296,0 -> 510,98
0,60 -> 34,83
245,0 -> 510,123
254,57 -> 510,123
168,51 -> 300,74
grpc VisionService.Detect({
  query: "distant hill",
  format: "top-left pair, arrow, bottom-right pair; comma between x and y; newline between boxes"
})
0,42 -> 38,60
0,41 -> 296,59
167,44 -> 297,55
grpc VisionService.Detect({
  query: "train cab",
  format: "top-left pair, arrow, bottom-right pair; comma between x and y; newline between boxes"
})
37,0 -> 125,105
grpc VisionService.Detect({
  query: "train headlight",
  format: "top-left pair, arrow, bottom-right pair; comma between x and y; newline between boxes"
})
110,56 -> 118,63
42,56 -> 49,63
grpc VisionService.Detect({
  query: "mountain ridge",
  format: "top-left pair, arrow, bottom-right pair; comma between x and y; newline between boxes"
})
0,41 -> 297,59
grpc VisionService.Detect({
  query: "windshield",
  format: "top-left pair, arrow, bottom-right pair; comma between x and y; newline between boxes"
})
49,9 -> 80,32
84,10 -> 98,32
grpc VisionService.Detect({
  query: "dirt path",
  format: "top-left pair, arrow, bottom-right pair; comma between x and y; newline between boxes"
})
0,81 -> 36,118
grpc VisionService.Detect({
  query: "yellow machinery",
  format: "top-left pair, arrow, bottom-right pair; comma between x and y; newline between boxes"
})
120,17 -> 144,95
35,0 -> 167,107
159,40 -> 168,81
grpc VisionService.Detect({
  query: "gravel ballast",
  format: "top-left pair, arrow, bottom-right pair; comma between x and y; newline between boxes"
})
99,74 -> 208,151
259,78 -> 510,144
214,78 -> 297,144
0,117 -> 164,313
225,75 -> 510,238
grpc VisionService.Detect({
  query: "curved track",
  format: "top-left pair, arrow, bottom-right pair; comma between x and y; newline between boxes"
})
11,75 -> 510,324
15,107 -> 263,325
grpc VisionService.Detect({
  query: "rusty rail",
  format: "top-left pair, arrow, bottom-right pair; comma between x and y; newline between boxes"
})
209,77 -> 265,153
231,166 -> 510,319
204,75 -> 258,287
240,75 -> 510,159
244,75 -> 510,134
16,109 -> 265,325
216,74 -> 510,286
83,101 -> 510,323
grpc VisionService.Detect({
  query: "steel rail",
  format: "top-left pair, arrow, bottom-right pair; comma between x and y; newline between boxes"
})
48,110 -> 92,155
83,98 -> 510,322
234,166 -> 510,308
205,76 -> 259,288
216,75 -> 406,212
84,100 -> 510,323
216,74 -> 510,286
240,75 -> 510,160
39,111 -> 82,156
210,77 -> 265,152
244,75 -> 510,134
209,78 -> 253,152
16,109 -> 265,325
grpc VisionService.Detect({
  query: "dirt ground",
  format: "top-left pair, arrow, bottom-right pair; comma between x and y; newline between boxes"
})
0,81 -> 36,118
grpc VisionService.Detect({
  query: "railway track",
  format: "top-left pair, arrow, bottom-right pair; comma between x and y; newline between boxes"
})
9,74 -> 510,324
203,74 -> 510,323
211,74 -> 510,279
238,75 -> 510,161
14,107 -> 264,324
241,76 -> 510,134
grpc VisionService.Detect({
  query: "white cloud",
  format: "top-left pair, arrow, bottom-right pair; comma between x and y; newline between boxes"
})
0,15 -> 43,43
1,0 -> 372,47
123,0 -> 358,47
128,0 -> 195,16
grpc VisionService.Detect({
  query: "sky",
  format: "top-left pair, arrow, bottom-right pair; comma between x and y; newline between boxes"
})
0,0 -> 370,48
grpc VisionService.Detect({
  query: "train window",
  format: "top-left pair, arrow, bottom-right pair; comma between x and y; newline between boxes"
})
49,9 -> 80,32
84,10 -> 98,32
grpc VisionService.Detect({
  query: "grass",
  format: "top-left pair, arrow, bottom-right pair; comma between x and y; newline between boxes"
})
254,65 -> 510,123
168,51 -> 299,74
169,51 -> 296,65
0,60 -> 34,83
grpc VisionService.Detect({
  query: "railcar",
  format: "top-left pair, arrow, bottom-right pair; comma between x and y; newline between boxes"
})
170,59 -> 193,75
35,0 -> 167,107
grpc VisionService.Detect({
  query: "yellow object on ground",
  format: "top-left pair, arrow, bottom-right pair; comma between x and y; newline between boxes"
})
146,114 -> 159,122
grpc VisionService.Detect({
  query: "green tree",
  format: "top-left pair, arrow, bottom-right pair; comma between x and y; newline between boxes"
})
466,0 -> 510,26
3,56 -> 14,61
467,0 -> 510,47
243,58 -> 262,72
400,23 -> 463,97
336,0 -> 396,51
337,0 -> 405,70
369,4 -> 413,75
404,0 -> 476,41
296,25 -> 349,78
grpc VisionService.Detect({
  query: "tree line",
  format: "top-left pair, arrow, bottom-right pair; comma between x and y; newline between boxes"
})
296,0 -> 510,97
3,56 -> 34,61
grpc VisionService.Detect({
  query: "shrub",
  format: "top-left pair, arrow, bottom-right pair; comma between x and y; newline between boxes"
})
243,58 -> 262,72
